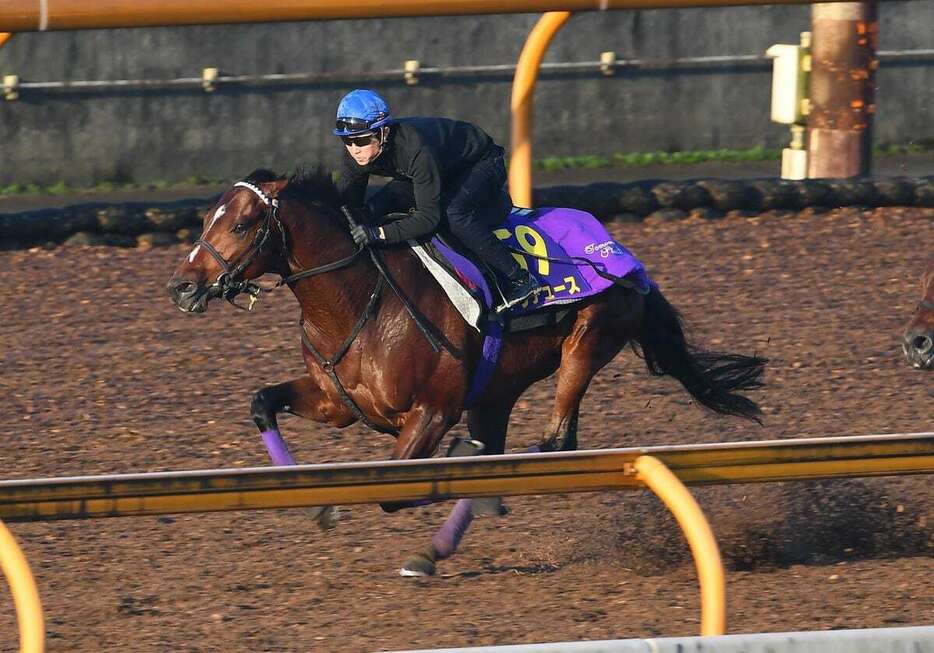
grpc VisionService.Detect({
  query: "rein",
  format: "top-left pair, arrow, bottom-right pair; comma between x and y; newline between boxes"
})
193,181 -> 286,309
504,246 -> 645,292
196,181 -> 365,310
921,300 -> 934,311
198,182 -> 445,434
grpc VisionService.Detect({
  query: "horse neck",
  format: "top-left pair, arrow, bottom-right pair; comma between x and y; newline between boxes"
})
280,201 -> 380,337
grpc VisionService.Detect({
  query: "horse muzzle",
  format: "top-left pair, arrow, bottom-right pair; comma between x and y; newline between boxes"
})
166,276 -> 212,313
902,328 -> 934,369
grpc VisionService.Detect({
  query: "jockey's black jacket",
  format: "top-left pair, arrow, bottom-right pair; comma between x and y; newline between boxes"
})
336,117 -> 502,243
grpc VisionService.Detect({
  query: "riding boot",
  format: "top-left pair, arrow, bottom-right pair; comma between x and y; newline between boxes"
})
496,265 -> 541,313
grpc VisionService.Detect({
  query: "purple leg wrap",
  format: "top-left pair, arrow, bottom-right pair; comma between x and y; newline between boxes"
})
527,444 -> 542,453
261,429 -> 296,466
431,499 -> 474,560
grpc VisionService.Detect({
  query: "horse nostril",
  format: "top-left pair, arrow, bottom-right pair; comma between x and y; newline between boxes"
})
911,334 -> 933,354
167,279 -> 198,301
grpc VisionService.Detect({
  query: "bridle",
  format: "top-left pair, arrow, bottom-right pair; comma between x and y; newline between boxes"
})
193,181 -> 285,308
191,180 -> 445,435
194,181 -> 363,309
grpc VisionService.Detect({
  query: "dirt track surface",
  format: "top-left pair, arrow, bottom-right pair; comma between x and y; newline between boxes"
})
1,206 -> 932,652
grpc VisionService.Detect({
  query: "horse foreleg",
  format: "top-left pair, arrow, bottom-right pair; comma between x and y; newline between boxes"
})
251,375 -> 353,530
381,407 -> 456,516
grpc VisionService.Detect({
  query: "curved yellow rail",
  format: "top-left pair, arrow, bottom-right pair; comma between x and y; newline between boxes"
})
509,11 -> 571,207
0,519 -> 44,652
633,455 -> 726,636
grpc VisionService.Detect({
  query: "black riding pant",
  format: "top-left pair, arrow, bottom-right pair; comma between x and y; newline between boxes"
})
368,153 -> 521,278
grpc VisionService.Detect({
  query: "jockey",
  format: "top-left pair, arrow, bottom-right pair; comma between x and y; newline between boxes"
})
333,88 -> 540,312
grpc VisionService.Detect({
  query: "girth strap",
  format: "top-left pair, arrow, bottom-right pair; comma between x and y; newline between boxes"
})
299,276 -> 399,436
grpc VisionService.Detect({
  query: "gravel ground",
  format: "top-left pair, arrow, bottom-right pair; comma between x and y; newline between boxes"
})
0,204 -> 931,652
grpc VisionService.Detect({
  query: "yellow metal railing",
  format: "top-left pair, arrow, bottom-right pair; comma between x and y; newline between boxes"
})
0,520 -> 44,653
1,434 -> 931,521
509,11 -> 572,207
634,455 -> 725,635
1,432 -> 931,648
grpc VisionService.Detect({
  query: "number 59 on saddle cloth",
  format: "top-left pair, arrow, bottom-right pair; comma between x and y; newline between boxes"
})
410,206 -> 654,332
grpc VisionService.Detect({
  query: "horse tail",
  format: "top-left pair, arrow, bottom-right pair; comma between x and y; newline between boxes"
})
634,285 -> 766,422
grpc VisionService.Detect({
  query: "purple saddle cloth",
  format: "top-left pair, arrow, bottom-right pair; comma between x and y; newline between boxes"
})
432,206 -> 652,317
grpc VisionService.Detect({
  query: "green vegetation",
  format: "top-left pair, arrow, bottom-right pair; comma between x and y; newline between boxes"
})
0,177 -> 226,198
2,141 -> 934,197
532,146 -> 782,172
533,141 -> 934,172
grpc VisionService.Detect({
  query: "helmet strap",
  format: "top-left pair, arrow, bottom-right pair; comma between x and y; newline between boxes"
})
375,125 -> 390,158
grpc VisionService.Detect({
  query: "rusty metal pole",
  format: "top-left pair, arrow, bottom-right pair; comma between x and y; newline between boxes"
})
806,2 -> 877,178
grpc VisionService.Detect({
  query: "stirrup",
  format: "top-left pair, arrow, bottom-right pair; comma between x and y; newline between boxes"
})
495,285 -> 538,314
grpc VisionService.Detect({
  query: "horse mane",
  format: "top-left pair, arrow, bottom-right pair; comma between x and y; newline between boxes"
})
241,167 -> 342,212
240,167 -> 345,240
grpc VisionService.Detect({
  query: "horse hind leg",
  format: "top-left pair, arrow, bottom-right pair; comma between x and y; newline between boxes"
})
538,305 -> 629,452
251,376 -> 353,530
399,402 -> 514,577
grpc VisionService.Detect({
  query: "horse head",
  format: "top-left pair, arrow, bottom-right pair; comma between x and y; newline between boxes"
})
167,170 -> 290,313
903,258 -> 934,370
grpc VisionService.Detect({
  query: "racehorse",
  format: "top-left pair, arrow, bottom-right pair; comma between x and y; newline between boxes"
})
903,258 -> 934,369
166,168 -> 766,576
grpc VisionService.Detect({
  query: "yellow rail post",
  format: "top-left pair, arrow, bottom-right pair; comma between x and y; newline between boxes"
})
0,33 -> 12,48
633,455 -> 726,636
0,519 -> 44,653
508,11 -> 571,207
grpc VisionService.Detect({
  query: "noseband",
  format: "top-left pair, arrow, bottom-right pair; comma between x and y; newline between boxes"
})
194,181 -> 285,309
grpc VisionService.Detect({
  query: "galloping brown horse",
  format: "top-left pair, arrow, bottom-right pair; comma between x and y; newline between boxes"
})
903,258 -> 934,369
167,169 -> 766,576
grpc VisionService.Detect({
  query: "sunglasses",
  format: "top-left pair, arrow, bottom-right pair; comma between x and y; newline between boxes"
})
341,133 -> 379,147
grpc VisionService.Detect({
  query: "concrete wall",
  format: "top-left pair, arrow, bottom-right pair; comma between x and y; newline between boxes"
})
0,2 -> 932,186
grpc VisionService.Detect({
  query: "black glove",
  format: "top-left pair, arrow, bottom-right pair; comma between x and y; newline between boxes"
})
350,223 -> 382,247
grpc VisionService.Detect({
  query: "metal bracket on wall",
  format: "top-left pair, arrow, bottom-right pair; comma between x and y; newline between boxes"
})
403,59 -> 420,85
202,67 -> 219,92
3,74 -> 18,101
600,51 -> 616,75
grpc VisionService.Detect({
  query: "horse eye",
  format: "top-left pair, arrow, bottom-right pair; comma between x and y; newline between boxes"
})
232,223 -> 249,235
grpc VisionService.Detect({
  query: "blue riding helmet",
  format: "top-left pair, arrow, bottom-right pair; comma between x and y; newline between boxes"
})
333,89 -> 392,136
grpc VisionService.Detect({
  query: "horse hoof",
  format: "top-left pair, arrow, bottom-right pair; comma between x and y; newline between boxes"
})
471,497 -> 509,517
446,437 -> 485,457
399,553 -> 436,577
306,505 -> 340,531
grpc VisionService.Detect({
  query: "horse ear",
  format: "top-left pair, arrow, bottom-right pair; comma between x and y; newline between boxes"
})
262,178 -> 289,199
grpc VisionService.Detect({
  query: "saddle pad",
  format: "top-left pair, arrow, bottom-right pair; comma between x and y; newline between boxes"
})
409,241 -> 485,331
411,206 -> 652,330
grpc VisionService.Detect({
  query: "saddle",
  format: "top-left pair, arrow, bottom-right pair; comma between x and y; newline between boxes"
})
410,206 -> 653,333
